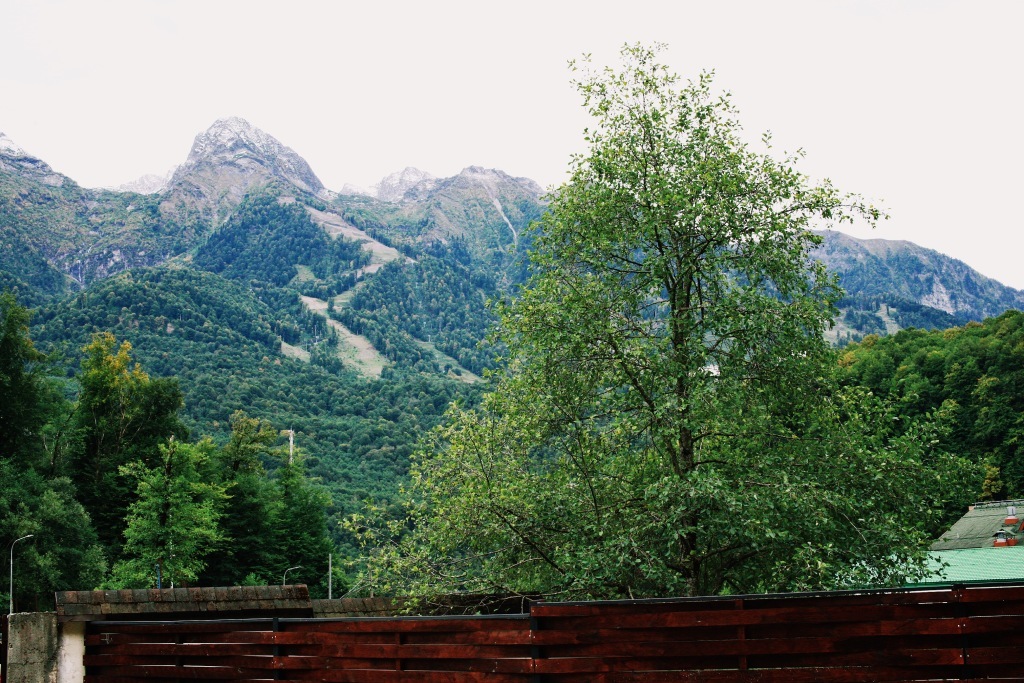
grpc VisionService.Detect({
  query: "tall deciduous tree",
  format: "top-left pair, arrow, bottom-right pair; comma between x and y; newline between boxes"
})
357,45 -> 976,599
273,454 -> 334,591
72,332 -> 187,555
110,438 -> 226,587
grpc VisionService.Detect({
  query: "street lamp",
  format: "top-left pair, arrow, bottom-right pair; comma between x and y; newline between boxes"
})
283,566 -> 302,585
9,534 -> 34,615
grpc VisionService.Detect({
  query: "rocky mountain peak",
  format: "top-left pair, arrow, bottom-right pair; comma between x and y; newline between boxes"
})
0,131 -> 27,157
374,167 -> 435,202
185,117 -> 278,162
453,166 -> 543,196
114,169 -> 175,195
812,230 -> 1024,343
171,117 -> 326,198
0,131 -> 67,187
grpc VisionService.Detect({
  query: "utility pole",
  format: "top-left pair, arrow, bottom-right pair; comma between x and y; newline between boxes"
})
328,554 -> 332,600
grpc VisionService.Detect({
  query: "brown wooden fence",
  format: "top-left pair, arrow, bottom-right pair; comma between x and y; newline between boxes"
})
83,582 -> 1024,682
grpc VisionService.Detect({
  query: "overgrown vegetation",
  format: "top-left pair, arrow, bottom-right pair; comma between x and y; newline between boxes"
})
839,310 -> 1024,496
2,291 -> 340,605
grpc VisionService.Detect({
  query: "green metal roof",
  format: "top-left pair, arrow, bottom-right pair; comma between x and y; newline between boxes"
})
930,500 -> 1024,550
911,547 -> 1024,585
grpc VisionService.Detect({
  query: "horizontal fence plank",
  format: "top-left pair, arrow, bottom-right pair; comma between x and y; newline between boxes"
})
286,672 -> 532,683
529,588 -> 959,617
540,635 -> 962,660
540,668 -> 970,683
84,663 -> 278,678
533,603 -> 959,632
88,619 -> 275,632
283,617 -> 530,634
86,643 -> 272,657
85,654 -> 278,669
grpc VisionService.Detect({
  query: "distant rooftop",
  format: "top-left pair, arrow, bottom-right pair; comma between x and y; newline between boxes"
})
910,547 -> 1024,585
931,500 -> 1024,551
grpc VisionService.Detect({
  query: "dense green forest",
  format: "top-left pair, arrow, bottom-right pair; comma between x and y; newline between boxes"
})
194,192 -> 370,297
28,263 -> 482,548
0,187 -> 501,606
838,310 -> 1024,497
334,247 -> 499,375
1,291 -> 343,607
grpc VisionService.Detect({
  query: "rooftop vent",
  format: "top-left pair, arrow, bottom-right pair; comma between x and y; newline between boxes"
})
993,528 -> 1018,547
1006,505 -> 1019,526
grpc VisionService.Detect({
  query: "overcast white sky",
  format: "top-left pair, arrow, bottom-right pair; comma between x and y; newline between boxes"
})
2,0 -> 1022,288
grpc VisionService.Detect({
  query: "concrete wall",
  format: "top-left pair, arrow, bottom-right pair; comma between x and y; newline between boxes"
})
4,613 -> 83,683
6,612 -> 57,683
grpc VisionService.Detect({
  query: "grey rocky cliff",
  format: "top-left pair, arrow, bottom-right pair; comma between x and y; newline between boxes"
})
173,117 -> 326,195
164,117 -> 329,223
374,167 -> 436,202
0,132 -> 69,187
115,169 -> 175,194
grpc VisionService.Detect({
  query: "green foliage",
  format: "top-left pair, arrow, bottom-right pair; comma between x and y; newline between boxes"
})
334,249 -> 498,374
194,193 -> 369,293
1,460 -> 107,610
1,291 -> 106,609
30,265 -> 481,566
110,438 -> 227,587
1,290 -> 51,461
0,228 -> 68,301
71,332 -> 188,557
96,406 -> 337,593
271,455 -> 335,593
356,44 -> 972,600
839,310 -> 1024,497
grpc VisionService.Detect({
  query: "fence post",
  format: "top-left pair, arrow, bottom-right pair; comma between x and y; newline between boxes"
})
954,584 -> 971,681
528,607 -> 542,683
272,618 -> 282,681
735,598 -> 747,671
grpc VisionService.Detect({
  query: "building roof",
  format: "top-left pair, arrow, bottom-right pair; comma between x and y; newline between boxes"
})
910,547 -> 1024,585
930,500 -> 1024,550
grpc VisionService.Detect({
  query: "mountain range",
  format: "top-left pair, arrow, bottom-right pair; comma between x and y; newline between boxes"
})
3,117 -> 1022,548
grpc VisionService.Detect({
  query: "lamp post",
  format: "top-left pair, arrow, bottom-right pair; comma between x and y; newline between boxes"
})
9,534 -> 34,615
283,566 -> 302,585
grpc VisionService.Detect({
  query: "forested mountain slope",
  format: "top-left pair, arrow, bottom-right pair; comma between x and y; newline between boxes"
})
1,134 -> 197,298
815,231 -> 1024,343
838,310 -> 1024,498
30,265 -> 479,558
